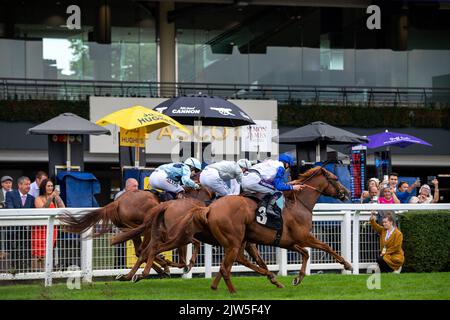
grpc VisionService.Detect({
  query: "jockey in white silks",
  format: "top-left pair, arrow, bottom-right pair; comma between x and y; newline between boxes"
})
148,157 -> 202,200
199,159 -> 252,197
241,153 -> 304,218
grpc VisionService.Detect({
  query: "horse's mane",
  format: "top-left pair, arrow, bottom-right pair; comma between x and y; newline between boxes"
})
292,166 -> 322,184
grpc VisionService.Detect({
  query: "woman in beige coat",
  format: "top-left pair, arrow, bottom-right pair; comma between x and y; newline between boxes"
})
370,211 -> 405,272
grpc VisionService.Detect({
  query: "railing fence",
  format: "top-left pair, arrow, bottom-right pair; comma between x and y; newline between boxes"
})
0,204 -> 448,286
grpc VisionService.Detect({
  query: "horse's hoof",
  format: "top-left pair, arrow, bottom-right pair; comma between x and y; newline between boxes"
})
160,272 -> 171,279
345,263 -> 353,271
131,274 -> 141,283
210,285 -> 218,291
292,277 -> 301,286
183,266 -> 190,274
116,274 -> 128,281
276,283 -> 285,289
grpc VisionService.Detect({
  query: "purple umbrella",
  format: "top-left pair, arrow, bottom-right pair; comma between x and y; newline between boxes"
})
363,130 -> 432,149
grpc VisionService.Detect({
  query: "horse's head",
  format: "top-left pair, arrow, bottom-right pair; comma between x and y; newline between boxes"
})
184,185 -> 216,203
293,166 -> 350,201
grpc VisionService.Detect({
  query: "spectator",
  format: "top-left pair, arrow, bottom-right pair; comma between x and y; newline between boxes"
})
409,179 -> 439,204
378,185 -> 400,204
5,176 -> 35,209
360,178 -> 380,201
0,175 -> 13,208
396,179 -> 420,204
114,178 -> 139,200
361,185 -> 379,203
32,179 -> 64,271
370,211 -> 404,273
29,171 -> 48,199
5,176 -> 35,271
387,173 -> 399,191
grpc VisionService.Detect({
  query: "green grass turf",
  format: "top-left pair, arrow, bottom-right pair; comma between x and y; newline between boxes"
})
0,273 -> 449,300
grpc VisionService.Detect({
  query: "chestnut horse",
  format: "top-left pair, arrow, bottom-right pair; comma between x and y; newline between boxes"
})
194,166 -> 353,293
111,198 -> 284,288
59,187 -> 214,273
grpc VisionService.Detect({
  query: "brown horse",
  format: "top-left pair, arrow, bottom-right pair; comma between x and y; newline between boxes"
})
59,187 -> 215,273
111,198 -> 284,288
194,166 -> 353,293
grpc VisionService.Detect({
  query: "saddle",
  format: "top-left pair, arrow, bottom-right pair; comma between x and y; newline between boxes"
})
148,189 -> 178,202
242,192 -> 283,245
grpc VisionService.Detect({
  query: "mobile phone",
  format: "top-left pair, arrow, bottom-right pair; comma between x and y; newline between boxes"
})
427,176 -> 436,185
55,185 -> 60,193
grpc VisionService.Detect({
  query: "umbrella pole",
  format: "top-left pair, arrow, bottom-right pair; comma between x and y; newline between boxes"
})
194,120 -> 202,161
135,144 -> 140,168
316,141 -> 321,163
66,134 -> 71,171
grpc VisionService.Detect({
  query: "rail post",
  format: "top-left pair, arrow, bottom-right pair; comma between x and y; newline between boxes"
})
341,210 -> 352,274
352,211 -> 360,275
81,227 -> 93,283
204,244 -> 212,278
44,215 -> 55,287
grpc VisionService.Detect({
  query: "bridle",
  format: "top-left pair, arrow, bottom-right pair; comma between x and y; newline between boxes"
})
291,164 -> 347,211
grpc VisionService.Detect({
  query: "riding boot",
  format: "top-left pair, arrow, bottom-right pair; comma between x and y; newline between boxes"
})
265,193 -> 282,219
163,191 -> 177,202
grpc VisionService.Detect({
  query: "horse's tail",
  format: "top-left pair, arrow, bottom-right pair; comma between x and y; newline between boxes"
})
191,206 -> 210,226
110,202 -> 170,245
59,201 -> 119,236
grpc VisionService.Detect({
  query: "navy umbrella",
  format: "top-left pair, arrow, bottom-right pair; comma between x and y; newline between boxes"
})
153,95 -> 255,127
154,95 -> 255,160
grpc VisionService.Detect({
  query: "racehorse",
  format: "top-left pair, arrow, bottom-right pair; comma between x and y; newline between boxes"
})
59,187 -> 214,274
192,166 -> 353,293
111,198 -> 284,288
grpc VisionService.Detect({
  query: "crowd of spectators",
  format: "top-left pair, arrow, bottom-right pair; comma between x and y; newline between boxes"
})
361,172 -> 439,205
0,171 -> 66,271
360,172 -> 440,273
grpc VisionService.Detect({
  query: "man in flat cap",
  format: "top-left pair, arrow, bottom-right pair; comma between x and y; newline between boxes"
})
0,176 -> 13,209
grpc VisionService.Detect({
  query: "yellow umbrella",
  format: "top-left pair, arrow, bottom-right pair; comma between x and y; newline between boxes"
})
96,105 -> 191,134
96,105 -> 191,167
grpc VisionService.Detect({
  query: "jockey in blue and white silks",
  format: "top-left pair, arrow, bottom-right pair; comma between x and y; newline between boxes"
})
199,159 -> 252,197
241,153 -> 303,217
149,157 -> 202,198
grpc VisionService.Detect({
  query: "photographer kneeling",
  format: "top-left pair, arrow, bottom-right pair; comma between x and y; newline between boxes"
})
370,211 -> 404,273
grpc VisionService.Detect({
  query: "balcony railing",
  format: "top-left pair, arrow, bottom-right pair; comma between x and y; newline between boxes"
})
1,77 -> 450,107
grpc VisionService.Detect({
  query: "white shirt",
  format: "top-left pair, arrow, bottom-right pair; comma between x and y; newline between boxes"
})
251,159 -> 284,182
29,181 -> 40,198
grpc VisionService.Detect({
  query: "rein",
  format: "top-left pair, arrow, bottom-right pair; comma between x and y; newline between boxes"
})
289,161 -> 344,211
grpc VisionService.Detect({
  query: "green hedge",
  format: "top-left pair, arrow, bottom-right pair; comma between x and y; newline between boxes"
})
279,105 -> 450,129
398,211 -> 450,272
1,99 -> 449,129
0,100 -> 89,123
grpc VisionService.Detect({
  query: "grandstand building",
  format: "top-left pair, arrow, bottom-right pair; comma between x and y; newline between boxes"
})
0,0 -> 449,204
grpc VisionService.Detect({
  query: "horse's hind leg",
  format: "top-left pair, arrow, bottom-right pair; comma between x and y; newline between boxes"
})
218,246 -> 240,294
116,255 -> 146,282
244,243 -> 284,288
132,236 -> 142,257
305,234 -> 352,271
290,244 -> 309,286
186,239 -> 201,273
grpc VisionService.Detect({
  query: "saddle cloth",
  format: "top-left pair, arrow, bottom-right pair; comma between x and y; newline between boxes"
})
242,193 -> 283,231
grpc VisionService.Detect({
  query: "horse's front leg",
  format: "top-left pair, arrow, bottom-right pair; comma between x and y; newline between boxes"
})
305,234 -> 353,271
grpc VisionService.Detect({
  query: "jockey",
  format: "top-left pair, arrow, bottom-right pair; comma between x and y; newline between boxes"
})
148,157 -> 202,200
200,159 -> 252,197
241,153 -> 304,218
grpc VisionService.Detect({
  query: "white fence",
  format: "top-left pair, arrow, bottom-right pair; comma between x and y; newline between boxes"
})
0,204 -> 449,286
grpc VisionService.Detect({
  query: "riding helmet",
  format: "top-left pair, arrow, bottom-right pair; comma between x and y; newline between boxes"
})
184,157 -> 202,171
278,153 -> 295,166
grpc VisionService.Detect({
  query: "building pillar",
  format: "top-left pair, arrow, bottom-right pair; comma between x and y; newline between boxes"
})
159,1 -> 176,96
